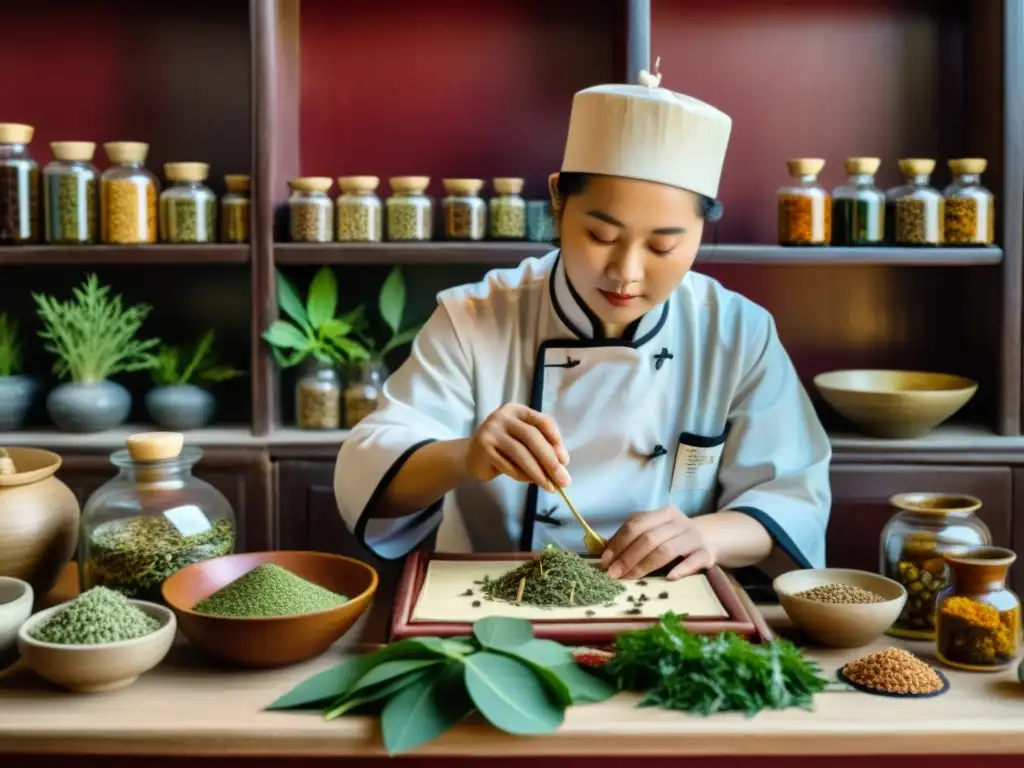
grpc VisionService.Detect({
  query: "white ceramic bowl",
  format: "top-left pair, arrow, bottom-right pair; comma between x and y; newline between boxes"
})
0,577 -> 33,665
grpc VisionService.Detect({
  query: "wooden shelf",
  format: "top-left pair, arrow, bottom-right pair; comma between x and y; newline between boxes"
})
0,245 -> 251,266
0,426 -> 258,452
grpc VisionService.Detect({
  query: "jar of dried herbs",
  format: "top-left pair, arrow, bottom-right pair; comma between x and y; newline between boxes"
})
936,547 -> 1021,672
0,123 -> 40,245
386,176 -> 433,241
43,141 -> 98,245
489,177 -> 526,239
526,200 -> 555,242
336,175 -> 383,242
886,158 -> 944,246
943,158 -> 995,246
220,174 -> 250,243
831,157 -> 884,246
880,492 -> 992,640
441,178 -> 486,240
79,432 -> 236,603
160,162 -> 217,244
100,142 -> 158,244
289,176 -> 334,243
777,158 -> 830,246
296,358 -> 342,429
343,360 -> 386,428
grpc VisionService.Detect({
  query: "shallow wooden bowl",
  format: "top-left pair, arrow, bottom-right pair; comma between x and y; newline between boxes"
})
813,369 -> 977,439
17,599 -> 175,693
772,568 -> 907,648
161,550 -> 379,669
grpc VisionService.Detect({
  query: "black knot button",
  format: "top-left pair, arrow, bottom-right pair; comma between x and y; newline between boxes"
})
647,444 -> 668,460
654,348 -> 674,370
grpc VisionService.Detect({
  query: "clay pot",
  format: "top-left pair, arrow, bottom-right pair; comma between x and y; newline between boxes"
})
0,447 -> 80,597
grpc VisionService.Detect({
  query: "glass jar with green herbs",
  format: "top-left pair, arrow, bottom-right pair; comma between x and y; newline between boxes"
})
336,175 -> 383,242
0,122 -> 40,245
442,178 -> 486,240
159,162 -> 217,244
386,176 -> 432,241
43,141 -> 98,245
831,157 -> 884,246
489,177 -> 526,239
220,173 -> 250,243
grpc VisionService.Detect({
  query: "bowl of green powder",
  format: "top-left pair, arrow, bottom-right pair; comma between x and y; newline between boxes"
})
161,550 -> 378,668
16,586 -> 176,693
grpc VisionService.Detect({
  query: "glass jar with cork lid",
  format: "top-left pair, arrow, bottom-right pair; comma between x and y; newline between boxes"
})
295,358 -> 342,430
79,432 -> 236,603
489,177 -> 526,240
777,158 -> 830,246
289,177 -> 334,243
220,174 -> 251,243
336,175 -> 383,243
442,178 -> 486,241
0,122 -> 40,245
160,162 -> 217,244
880,492 -> 992,639
831,157 -> 885,246
100,142 -> 158,245
43,141 -> 98,245
886,158 -> 944,246
386,176 -> 433,241
943,158 -> 995,246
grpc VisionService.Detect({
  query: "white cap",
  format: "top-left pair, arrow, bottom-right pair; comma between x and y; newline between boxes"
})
560,59 -> 733,199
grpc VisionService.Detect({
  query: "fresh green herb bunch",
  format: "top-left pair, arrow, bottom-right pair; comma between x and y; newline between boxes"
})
32,274 -> 160,383
481,545 -> 626,608
193,563 -> 348,618
604,611 -> 830,716
349,266 -> 423,364
29,586 -> 160,645
268,616 -> 615,756
0,313 -> 22,377
151,329 -> 245,387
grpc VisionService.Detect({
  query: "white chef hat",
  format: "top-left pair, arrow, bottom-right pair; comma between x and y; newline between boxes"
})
560,60 -> 733,199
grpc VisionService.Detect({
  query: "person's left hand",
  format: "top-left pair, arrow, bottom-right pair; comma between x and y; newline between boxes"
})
599,505 -> 717,581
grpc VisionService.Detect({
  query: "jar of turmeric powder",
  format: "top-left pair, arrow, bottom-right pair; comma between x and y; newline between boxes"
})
936,547 -> 1020,672
100,142 -> 158,244
777,158 -> 831,246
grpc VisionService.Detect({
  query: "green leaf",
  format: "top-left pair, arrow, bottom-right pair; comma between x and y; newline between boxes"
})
380,326 -> 421,355
463,651 -> 564,735
307,267 -> 338,330
503,639 -> 615,705
262,321 -> 309,351
472,616 -> 535,652
317,318 -> 352,340
347,658 -> 443,697
333,336 -> 371,360
324,666 -> 436,721
276,271 -> 312,333
378,267 -> 405,335
381,662 -> 474,756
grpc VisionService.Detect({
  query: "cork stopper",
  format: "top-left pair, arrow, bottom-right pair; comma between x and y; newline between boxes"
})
338,175 -> 380,193
390,176 -> 430,194
785,158 -> 825,177
125,432 -> 184,463
104,142 -> 149,164
493,177 -> 525,195
50,141 -> 96,162
948,158 -> 988,176
0,123 -> 35,144
443,178 -> 484,196
290,176 -> 333,194
898,158 -> 935,177
165,162 -> 210,183
844,157 -> 880,175
224,174 -> 251,192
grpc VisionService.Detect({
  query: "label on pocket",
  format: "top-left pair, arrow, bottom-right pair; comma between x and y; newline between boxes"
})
670,435 -> 726,493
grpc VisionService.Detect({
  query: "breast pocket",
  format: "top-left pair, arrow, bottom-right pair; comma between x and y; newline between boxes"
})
670,429 -> 728,494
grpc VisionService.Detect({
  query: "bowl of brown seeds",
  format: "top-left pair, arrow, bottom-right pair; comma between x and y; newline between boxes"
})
773,568 -> 907,648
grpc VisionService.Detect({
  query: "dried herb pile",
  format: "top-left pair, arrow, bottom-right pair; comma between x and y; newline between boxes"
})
267,616 -> 615,755
29,586 -> 160,645
480,546 -> 626,608
193,563 -> 348,618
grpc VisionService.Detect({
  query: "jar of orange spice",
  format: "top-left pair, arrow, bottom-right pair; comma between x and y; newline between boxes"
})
777,158 -> 831,246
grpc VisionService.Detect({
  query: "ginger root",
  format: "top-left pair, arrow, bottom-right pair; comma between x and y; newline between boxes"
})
0,448 -> 15,476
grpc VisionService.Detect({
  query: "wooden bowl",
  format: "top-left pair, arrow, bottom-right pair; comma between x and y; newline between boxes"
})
772,568 -> 907,648
161,550 -> 379,669
17,600 -> 175,692
0,577 -> 33,665
813,369 -> 977,439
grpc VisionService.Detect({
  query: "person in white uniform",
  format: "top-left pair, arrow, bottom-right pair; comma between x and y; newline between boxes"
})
335,65 -> 831,582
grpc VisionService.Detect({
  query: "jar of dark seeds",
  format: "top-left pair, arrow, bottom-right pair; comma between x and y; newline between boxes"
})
886,158 -> 944,246
289,177 -> 334,243
101,142 -> 159,245
489,177 -> 526,240
831,157 -> 884,246
386,176 -> 433,241
296,358 -> 342,429
43,141 -> 98,245
220,174 -> 251,243
777,158 -> 830,246
943,158 -> 995,246
160,162 -> 217,244
0,123 -> 40,245
343,359 -> 386,428
336,175 -> 383,242
441,178 -> 486,240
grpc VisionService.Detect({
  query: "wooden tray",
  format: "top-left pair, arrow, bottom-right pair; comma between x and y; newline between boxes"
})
391,551 -> 774,646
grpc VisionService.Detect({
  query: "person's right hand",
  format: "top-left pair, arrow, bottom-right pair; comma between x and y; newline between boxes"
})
463,403 -> 571,492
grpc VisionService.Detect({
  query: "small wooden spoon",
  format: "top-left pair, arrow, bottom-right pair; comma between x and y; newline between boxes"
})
550,481 -> 607,557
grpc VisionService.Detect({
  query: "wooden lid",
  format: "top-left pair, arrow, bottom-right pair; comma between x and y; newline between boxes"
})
897,158 -> 935,176
785,158 -> 825,176
50,141 -> 96,162
443,178 -> 484,195
0,123 -> 35,144
104,142 -> 149,164
948,158 -> 988,175
126,432 -> 185,462
165,162 -> 210,182
493,177 -> 524,194
224,174 -> 251,192
389,176 -> 430,194
338,175 -> 380,193
290,176 -> 333,193
844,157 -> 880,175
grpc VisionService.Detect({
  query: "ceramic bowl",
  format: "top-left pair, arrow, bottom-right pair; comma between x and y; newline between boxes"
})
813,369 -> 977,439
161,550 -> 379,669
0,577 -> 33,665
773,568 -> 907,648
17,600 -> 176,692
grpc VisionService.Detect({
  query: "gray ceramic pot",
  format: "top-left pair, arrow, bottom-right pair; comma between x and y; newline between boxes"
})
0,375 -> 36,431
46,380 -> 131,433
146,385 -> 215,431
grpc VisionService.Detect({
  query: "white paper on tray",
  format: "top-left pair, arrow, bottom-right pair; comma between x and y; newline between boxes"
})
410,560 -> 728,623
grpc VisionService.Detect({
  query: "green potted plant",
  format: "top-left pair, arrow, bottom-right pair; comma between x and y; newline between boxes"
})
145,329 -> 245,430
33,274 -> 160,433
0,313 -> 35,431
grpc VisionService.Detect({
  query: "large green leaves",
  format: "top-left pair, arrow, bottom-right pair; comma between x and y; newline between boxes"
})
275,271 -> 311,333
464,652 -> 564,735
378,267 -> 405,335
306,266 -> 338,330
261,321 -> 308,351
381,662 -> 474,755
